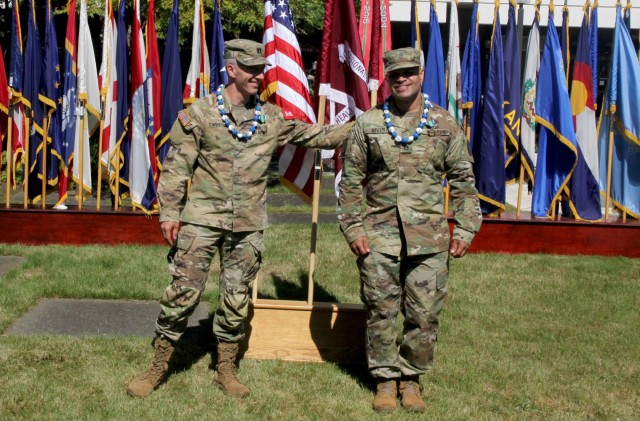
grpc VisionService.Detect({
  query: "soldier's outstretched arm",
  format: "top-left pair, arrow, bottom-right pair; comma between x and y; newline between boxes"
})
276,111 -> 355,150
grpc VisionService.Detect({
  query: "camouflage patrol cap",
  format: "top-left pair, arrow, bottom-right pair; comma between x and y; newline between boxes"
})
224,39 -> 271,67
383,47 -> 422,74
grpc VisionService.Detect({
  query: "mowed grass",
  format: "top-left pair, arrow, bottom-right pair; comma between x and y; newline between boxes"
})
0,224 -> 639,420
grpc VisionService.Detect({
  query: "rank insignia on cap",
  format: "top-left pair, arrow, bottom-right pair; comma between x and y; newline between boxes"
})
177,110 -> 192,127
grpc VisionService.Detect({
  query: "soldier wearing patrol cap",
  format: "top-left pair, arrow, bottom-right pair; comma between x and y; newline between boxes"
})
127,39 -> 352,398
338,47 -> 482,413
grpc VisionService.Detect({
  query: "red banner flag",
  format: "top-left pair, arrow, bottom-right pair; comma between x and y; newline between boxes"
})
316,0 -> 371,193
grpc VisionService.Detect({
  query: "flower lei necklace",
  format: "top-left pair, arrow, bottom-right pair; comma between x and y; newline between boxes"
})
383,94 -> 435,145
216,84 -> 262,141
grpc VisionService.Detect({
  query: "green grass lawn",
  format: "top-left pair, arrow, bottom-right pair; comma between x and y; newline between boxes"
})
1,224 -> 639,419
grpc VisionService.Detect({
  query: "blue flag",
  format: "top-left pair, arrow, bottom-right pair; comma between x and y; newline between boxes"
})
532,13 -> 578,218
561,3 -> 570,79
504,0 -> 521,184
623,2 -> 631,29
568,10 -> 602,221
474,7 -> 505,216
423,1 -> 445,107
598,8 -> 640,219
461,0 -> 482,150
589,2 -> 599,107
55,0 -> 77,207
210,0 -> 228,92
9,0 -> 23,93
158,0 -> 182,169
115,0 -> 130,201
39,0 -> 61,185
24,0 -> 44,200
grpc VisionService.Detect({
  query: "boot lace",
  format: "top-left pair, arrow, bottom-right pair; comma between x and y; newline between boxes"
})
140,341 -> 171,381
401,380 -> 420,396
377,381 -> 396,397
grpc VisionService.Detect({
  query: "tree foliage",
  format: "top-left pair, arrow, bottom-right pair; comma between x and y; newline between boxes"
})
0,0 -> 326,45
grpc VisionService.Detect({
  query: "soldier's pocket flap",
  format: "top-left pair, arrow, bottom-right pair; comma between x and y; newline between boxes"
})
176,231 -> 196,252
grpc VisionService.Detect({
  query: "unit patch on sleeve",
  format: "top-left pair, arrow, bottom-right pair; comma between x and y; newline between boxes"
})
177,110 -> 192,128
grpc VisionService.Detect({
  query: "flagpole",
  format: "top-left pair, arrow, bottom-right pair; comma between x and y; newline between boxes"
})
516,162 -> 524,218
5,100 -> 13,208
444,183 -> 450,215
41,115 -> 49,209
604,111 -> 615,222
96,96 -> 105,210
370,89 -> 377,107
307,95 -> 328,306
114,140 -> 120,211
78,100 -> 85,210
23,113 -> 30,208
464,113 -> 471,141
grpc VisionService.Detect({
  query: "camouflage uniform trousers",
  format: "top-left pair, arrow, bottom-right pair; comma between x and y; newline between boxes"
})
155,223 -> 264,343
359,250 -> 449,379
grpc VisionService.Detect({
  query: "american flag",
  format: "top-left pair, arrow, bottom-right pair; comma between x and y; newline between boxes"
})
262,0 -> 317,203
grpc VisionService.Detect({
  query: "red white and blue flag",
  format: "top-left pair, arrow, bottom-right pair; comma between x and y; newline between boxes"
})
98,0 -> 118,186
130,0 -> 158,212
183,0 -> 210,104
262,0 -> 317,202
146,0 -> 161,185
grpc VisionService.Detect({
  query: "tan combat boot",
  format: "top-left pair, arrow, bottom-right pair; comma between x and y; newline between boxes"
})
127,336 -> 175,397
399,377 -> 426,412
372,379 -> 398,412
214,342 -> 250,397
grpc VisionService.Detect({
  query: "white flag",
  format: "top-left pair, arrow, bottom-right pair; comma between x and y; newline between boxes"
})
520,8 -> 541,183
73,0 -> 101,194
446,0 -> 462,123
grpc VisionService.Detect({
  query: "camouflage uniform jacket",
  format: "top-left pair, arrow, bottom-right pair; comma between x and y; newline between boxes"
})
158,94 -> 350,232
338,102 -> 482,256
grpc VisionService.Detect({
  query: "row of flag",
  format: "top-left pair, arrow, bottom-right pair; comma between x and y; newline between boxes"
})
0,0 -> 381,212
411,0 -> 638,221
1,0 -> 638,221
0,0 -> 224,213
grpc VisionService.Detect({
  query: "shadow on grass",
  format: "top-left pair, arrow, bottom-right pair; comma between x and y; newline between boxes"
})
160,270 -> 375,393
159,315 -> 217,380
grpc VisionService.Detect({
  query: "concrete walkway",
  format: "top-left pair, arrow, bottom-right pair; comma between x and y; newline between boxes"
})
4,298 -> 210,337
0,256 -> 25,278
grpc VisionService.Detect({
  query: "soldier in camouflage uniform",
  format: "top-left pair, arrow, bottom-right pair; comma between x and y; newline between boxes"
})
127,39 -> 352,398
338,47 -> 482,413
